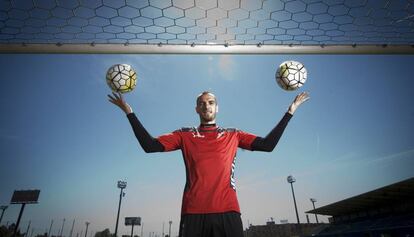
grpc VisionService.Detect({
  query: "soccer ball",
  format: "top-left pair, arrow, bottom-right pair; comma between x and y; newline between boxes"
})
106,64 -> 137,93
275,61 -> 307,91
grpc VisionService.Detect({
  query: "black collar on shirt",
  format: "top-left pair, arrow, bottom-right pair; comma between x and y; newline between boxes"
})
200,123 -> 217,128
199,123 -> 218,131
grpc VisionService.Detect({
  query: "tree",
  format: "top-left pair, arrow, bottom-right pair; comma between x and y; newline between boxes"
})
95,228 -> 111,237
0,224 -> 24,237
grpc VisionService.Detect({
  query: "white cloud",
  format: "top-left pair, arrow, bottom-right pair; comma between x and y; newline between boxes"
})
205,55 -> 238,80
362,148 -> 414,165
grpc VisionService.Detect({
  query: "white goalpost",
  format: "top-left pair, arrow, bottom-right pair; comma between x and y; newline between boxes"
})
1,43 -> 413,54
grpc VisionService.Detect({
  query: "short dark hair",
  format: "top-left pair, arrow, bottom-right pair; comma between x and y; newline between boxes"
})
196,91 -> 217,105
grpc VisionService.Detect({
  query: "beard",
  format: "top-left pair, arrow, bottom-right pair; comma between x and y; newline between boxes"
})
200,111 -> 216,122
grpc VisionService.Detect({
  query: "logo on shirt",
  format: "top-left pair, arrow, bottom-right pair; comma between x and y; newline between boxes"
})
230,156 -> 237,190
191,127 -> 205,138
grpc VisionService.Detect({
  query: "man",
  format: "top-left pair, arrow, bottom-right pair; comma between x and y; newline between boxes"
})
108,91 -> 309,237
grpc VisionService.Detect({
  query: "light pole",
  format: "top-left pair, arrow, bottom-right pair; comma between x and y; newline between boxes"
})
310,198 -> 319,223
0,205 -> 8,224
48,219 -> 54,237
84,222 -> 90,237
287,175 -> 300,224
115,180 -> 127,237
130,224 -> 134,237
25,220 -> 31,237
69,219 -> 75,237
60,218 -> 65,237
168,221 -> 172,237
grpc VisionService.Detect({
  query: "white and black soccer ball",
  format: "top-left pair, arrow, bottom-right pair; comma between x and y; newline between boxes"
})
106,64 -> 137,93
275,61 -> 307,91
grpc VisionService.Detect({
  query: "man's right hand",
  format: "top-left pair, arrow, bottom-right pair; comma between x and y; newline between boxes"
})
108,92 -> 133,114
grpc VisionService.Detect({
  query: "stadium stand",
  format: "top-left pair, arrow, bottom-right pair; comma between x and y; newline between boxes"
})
306,177 -> 414,237
245,222 -> 328,237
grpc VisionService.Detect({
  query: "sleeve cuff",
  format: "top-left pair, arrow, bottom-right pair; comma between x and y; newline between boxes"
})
285,112 -> 293,120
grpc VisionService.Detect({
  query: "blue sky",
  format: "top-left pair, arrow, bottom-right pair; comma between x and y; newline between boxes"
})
0,54 -> 413,237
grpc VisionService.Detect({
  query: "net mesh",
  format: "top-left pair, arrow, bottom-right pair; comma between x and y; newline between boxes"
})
0,0 -> 413,53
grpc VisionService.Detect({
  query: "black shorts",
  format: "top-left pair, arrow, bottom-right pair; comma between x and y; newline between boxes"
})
178,211 -> 244,237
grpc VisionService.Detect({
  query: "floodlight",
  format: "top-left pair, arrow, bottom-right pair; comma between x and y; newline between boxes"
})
287,175 -> 296,183
168,220 -> 173,237
84,222 -> 90,237
115,180 -> 127,237
118,181 -> 127,189
287,176 -> 299,224
310,198 -> 319,223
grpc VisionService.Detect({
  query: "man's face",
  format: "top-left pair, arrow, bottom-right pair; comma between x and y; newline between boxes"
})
196,93 -> 218,124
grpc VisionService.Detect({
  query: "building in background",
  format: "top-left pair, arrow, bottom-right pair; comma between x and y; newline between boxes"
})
244,218 -> 327,237
244,177 -> 414,237
306,177 -> 414,236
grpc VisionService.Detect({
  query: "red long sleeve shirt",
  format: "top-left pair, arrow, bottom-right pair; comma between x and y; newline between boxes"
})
157,125 -> 257,215
126,112 -> 292,215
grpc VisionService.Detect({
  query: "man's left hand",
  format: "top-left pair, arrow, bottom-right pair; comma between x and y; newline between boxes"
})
288,92 -> 310,115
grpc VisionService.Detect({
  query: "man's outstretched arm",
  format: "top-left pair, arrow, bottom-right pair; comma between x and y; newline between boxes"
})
108,92 -> 164,153
251,92 -> 309,152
